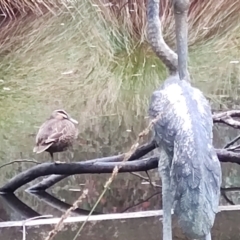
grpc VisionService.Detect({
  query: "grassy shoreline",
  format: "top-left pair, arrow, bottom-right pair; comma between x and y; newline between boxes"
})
0,0 -> 239,132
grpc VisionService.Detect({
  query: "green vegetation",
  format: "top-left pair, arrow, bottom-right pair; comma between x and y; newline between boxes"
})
0,1 -> 239,233
0,0 -> 239,164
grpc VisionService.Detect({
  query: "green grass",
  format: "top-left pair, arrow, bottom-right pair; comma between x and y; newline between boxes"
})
0,0 -> 239,164
0,2 -> 165,125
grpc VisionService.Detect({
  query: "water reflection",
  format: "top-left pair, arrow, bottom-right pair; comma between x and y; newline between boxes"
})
0,193 -> 40,220
1,115 -> 240,238
0,192 -> 102,224
1,210 -> 240,240
0,173 -> 162,219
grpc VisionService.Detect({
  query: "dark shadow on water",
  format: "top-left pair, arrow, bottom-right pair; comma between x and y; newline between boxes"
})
29,191 -> 102,215
0,210 -> 240,240
0,192 -> 101,224
0,193 -> 40,221
0,188 -> 240,239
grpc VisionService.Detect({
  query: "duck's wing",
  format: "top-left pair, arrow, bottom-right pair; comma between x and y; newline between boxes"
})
33,143 -> 53,154
33,119 -> 64,153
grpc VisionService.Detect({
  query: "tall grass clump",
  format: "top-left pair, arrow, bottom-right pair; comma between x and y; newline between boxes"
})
96,0 -> 240,44
0,1 -> 59,18
0,0 -> 239,133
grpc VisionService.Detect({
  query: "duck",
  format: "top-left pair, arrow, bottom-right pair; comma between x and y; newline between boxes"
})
33,109 -> 79,163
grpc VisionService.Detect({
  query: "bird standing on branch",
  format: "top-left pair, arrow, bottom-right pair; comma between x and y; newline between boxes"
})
33,109 -> 79,163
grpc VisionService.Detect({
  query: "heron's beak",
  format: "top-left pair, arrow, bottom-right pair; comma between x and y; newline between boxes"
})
69,117 -> 79,125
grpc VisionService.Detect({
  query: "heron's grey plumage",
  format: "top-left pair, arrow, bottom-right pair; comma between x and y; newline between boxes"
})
147,0 -> 222,239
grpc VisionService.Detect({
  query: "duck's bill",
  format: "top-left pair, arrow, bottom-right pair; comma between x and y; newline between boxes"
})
69,117 -> 78,124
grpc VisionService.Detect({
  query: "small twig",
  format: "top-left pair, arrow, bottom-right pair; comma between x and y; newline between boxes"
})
22,215 -> 53,240
0,160 -> 40,170
130,172 -> 161,188
213,110 -> 240,129
121,191 -> 161,213
224,134 -> 240,149
145,170 -> 158,188
130,172 -> 149,182
227,144 -> 240,151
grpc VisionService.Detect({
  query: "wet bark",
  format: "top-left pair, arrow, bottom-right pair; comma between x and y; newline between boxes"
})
27,140 -> 157,192
0,147 -> 240,193
1,110 -> 240,193
0,157 -> 158,193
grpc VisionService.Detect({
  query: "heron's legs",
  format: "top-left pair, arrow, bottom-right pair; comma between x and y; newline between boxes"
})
159,149 -> 173,240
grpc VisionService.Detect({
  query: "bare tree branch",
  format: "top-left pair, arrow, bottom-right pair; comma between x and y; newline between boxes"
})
221,187 -> 240,192
0,160 -> 40,170
0,148 -> 239,193
27,140 -> 157,192
216,149 -> 240,163
0,157 -> 158,193
1,110 -> 240,194
213,110 -> 240,129
224,134 -> 240,149
29,110 -> 240,192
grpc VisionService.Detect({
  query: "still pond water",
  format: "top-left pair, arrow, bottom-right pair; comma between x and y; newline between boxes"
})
0,116 -> 240,240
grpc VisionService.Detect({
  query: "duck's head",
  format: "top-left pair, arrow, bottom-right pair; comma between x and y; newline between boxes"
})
51,109 -> 79,125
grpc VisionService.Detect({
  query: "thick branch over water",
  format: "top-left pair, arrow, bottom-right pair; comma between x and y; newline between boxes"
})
1,110 -> 240,193
0,157 -> 158,193
28,140 -> 157,192
213,110 -> 240,129
0,148 -> 240,193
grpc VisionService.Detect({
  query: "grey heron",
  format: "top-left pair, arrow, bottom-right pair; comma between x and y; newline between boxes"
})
146,0 -> 222,239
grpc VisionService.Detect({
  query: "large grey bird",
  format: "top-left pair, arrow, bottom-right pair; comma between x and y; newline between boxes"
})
33,109 -> 79,163
146,0 -> 222,240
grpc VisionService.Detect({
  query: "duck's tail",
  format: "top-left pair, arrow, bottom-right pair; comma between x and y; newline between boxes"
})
33,143 -> 53,154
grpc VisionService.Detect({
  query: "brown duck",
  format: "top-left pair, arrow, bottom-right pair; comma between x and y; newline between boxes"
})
33,109 -> 78,162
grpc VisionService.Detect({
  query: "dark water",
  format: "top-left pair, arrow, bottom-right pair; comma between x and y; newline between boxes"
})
0,117 -> 240,239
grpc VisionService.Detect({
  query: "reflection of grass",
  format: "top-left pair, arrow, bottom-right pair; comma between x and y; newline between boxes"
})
0,1 -> 239,161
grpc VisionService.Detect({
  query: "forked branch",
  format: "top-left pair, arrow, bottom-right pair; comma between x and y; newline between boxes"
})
213,110 -> 240,129
0,110 -> 240,193
0,148 -> 240,193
